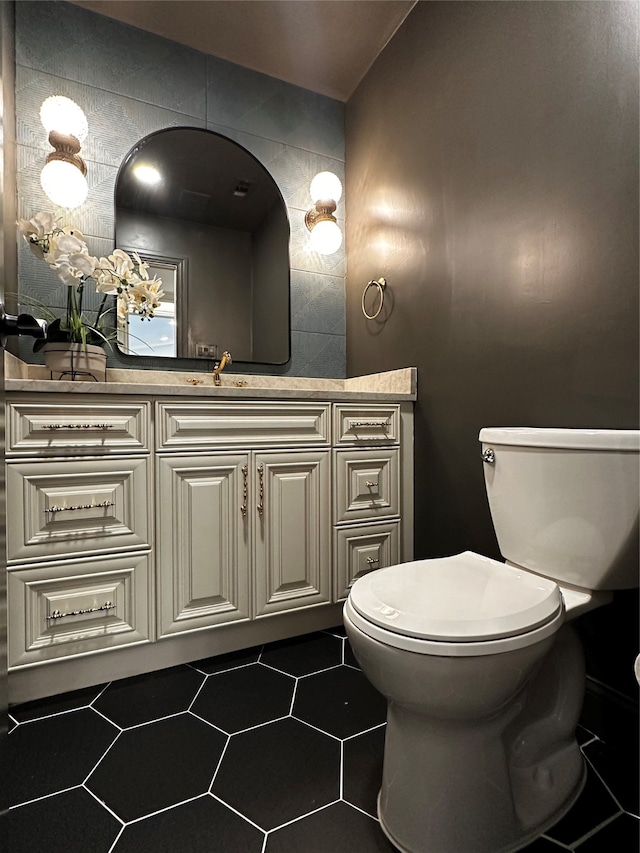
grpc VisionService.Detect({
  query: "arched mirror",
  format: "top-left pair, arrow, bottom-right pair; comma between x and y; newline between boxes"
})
115,127 -> 291,365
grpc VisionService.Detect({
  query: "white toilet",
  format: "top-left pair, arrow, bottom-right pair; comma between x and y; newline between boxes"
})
344,427 -> 639,853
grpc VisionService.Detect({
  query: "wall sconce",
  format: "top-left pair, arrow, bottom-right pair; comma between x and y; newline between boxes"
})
305,171 -> 343,255
39,96 -> 89,209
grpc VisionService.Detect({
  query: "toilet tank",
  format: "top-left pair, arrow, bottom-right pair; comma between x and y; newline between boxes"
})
479,428 -> 639,591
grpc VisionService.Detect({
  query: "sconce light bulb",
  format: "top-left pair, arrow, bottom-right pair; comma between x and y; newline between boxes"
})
40,96 -> 88,143
309,218 -> 343,255
310,171 -> 342,204
40,159 -> 88,209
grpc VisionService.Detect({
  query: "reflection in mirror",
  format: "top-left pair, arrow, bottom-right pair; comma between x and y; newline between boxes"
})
118,255 -> 182,358
115,127 -> 291,365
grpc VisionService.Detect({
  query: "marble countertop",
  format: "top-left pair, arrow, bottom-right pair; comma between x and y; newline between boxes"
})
5,354 -> 416,402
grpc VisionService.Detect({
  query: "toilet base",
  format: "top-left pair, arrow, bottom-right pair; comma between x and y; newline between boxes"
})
377,763 -> 586,853
344,612 -> 588,853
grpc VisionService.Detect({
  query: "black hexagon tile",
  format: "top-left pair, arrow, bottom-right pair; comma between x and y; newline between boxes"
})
112,794 -> 264,853
265,801 -> 397,853
343,726 -> 386,817
191,663 -> 294,733
86,713 -> 226,822
8,787 -> 121,853
93,665 -> 205,728
9,708 -> 119,806
9,683 -> 108,724
294,666 -> 387,739
260,631 -> 342,676
189,645 -> 263,675
212,717 -> 340,830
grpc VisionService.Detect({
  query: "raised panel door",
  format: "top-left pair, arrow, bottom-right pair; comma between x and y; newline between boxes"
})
157,454 -> 250,636
253,450 -> 330,617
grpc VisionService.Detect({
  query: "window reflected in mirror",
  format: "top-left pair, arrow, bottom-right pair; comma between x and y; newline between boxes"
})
118,256 -> 180,358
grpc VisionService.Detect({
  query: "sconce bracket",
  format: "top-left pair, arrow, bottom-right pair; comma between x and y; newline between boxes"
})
305,198 -> 337,232
46,130 -> 87,176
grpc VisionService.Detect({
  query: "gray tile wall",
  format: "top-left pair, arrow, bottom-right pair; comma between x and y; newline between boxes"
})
15,0 -> 346,377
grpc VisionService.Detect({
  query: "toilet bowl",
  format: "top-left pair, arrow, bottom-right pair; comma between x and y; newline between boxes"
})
344,427 -> 639,853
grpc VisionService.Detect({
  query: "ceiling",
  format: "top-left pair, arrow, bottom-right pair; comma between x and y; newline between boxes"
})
69,0 -> 416,102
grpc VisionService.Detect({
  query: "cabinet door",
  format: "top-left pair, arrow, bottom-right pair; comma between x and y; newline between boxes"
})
254,450 -> 330,617
157,454 -> 250,637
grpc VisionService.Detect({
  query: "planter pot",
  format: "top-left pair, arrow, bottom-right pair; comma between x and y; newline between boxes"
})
43,342 -> 107,382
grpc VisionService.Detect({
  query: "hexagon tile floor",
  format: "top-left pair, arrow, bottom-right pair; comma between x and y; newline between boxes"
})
8,628 -> 640,852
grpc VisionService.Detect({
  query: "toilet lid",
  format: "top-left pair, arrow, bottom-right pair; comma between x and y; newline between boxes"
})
349,551 -> 563,642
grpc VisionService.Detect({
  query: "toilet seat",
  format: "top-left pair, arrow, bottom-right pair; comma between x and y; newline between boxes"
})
346,551 -> 565,657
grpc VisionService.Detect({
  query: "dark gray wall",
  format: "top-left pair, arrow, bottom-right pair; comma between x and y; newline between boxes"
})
345,1 -> 639,698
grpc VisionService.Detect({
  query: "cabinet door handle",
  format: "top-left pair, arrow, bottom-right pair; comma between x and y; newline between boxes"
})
257,464 -> 264,515
241,464 -> 248,516
350,420 -> 389,429
365,481 -> 379,489
43,423 -> 114,430
366,557 -> 379,565
44,500 -> 115,514
46,601 -> 115,620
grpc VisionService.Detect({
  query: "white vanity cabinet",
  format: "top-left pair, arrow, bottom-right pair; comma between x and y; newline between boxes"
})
5,378 -> 414,704
155,401 -> 332,637
5,397 -> 154,669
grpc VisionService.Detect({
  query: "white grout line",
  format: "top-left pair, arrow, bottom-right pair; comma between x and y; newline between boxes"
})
207,734 -> 231,789
209,791 -> 269,834
9,783 -> 82,810
291,714 -> 343,742
567,808 -> 625,848
257,660 -> 302,679
91,707 -> 124,731
190,659 -> 262,677
289,676 -> 299,715
341,800 -> 379,822
265,798 -> 342,835
583,751 -> 626,812
186,671 -> 210,710
188,709 -> 231,736
119,791 -> 211,826
106,824 -> 126,853
83,783 -> 125,823
295,663 -> 343,679
82,729 -> 123,785
339,740 -> 344,799
341,720 -> 387,741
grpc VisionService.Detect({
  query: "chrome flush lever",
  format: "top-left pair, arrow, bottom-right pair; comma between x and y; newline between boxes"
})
481,448 -> 495,464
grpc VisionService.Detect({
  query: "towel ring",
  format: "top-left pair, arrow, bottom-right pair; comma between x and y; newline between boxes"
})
361,277 -> 387,320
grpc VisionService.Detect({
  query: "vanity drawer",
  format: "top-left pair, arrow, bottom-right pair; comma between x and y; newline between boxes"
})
8,552 -> 153,668
6,398 -> 150,456
334,521 -> 400,602
156,401 -> 330,450
334,448 -> 400,524
333,404 -> 400,446
6,456 -> 151,564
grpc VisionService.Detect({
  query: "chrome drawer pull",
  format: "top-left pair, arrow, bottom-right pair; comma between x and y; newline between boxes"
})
44,500 -> 115,514
365,481 -> 379,489
43,423 -> 114,430
47,601 -> 115,621
350,420 -> 389,429
366,557 -> 379,565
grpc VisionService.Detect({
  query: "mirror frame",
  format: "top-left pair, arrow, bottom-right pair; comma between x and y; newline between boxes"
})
113,126 -> 291,370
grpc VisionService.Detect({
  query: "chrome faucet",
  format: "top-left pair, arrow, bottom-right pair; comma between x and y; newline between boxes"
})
213,351 -> 232,386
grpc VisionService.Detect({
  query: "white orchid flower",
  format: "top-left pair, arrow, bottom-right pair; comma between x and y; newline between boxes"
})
55,260 -> 86,286
132,253 -> 150,280
108,248 -> 135,278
